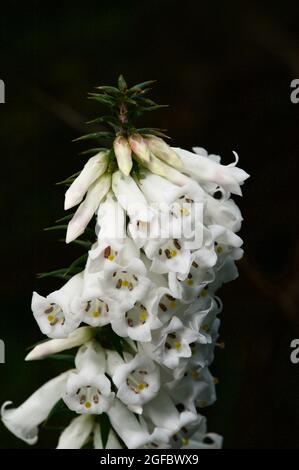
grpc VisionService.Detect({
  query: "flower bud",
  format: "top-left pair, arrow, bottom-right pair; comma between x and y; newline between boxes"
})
25,326 -> 95,361
146,135 -> 183,169
129,133 -> 150,163
113,136 -> 133,176
64,151 -> 108,210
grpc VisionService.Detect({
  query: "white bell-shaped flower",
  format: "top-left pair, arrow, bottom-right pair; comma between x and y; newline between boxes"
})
109,291 -> 162,342
144,316 -> 198,369
63,340 -> 114,414
1,371 -> 70,445
175,147 -> 249,195
31,273 -> 84,339
107,398 -> 169,449
111,352 -> 160,414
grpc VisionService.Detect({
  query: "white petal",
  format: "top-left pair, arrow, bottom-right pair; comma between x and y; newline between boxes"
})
64,151 -> 108,210
25,326 -> 95,361
1,371 -> 70,445
66,173 -> 111,243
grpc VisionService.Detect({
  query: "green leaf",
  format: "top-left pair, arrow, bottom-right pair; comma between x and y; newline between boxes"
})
129,80 -> 157,93
73,131 -> 114,142
78,147 -> 103,156
37,268 -> 69,279
141,104 -> 169,112
63,253 -> 88,277
44,224 -> 68,232
118,75 -> 127,92
56,171 -> 80,186
137,127 -> 170,139
95,86 -> 121,96
87,94 -> 115,106
59,238 -> 92,249
55,213 -> 74,223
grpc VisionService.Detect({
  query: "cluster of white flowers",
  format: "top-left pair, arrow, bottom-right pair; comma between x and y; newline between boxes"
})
1,133 -> 248,449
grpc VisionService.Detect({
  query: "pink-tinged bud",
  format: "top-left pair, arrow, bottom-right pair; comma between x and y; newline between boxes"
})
128,133 -> 150,163
145,135 -> 183,169
113,136 -> 133,176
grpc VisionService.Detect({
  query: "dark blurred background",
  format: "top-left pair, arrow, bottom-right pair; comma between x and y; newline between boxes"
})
0,0 -> 299,449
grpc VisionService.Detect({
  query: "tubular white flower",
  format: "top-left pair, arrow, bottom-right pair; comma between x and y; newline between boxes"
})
1,371 -> 70,445
145,135 -> 183,169
112,170 -> 153,221
25,326 -> 95,361
113,135 -> 133,176
144,316 -> 198,369
72,295 -> 112,328
84,257 -> 152,311
181,415 -> 223,449
66,173 -> 111,244
112,353 -> 160,414
109,292 -> 162,342
184,297 -> 221,345
57,415 -> 94,449
129,133 -> 150,163
174,147 -> 249,195
107,398 -> 169,449
63,340 -> 114,414
86,237 -> 139,276
144,390 -> 197,439
93,191 -> 126,257
31,272 -> 84,339
206,194 -> 243,232
168,366 -> 217,413
64,151 -> 109,210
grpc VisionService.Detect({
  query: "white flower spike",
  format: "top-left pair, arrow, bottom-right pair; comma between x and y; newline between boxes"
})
3,77 -> 249,449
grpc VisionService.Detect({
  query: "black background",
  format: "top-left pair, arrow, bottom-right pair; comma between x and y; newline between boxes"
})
0,0 -> 299,449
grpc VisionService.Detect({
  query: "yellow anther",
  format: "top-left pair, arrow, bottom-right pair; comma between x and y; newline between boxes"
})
47,315 -> 54,322
85,402 -> 91,409
216,245 -> 223,254
202,324 -> 210,332
170,301 -> 177,309
198,400 -> 208,407
180,208 -> 190,216
217,341 -> 225,350
187,279 -> 194,286
181,437 -> 189,446
108,255 -> 115,261
200,289 -> 208,297
92,310 -> 101,318
122,280 -> 129,287
175,341 -> 182,350
191,371 -> 200,380
139,310 -> 148,322
137,383 -> 145,391
170,250 -> 177,257
213,377 -> 219,385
